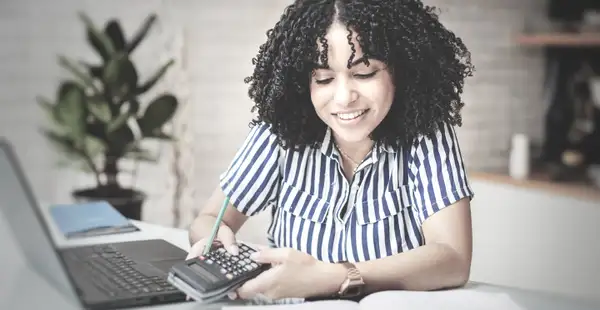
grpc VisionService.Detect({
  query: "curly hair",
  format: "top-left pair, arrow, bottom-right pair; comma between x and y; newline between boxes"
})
244,0 -> 474,150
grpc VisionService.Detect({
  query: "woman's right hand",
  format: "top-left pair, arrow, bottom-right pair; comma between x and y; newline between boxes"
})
186,223 -> 239,261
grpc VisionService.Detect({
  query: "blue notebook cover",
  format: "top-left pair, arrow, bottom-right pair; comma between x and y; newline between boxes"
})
49,201 -> 139,239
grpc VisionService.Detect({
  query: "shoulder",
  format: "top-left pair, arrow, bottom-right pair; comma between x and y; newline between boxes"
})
238,121 -> 283,152
247,121 -> 279,141
409,122 -> 461,158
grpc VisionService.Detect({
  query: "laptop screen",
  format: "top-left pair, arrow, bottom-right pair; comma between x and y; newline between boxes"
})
0,142 -> 79,303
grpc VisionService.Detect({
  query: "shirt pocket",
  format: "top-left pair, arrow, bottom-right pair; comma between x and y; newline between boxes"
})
355,184 -> 412,225
277,180 -> 330,224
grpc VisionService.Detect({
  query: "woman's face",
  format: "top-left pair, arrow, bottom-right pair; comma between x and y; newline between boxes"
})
309,20 -> 395,145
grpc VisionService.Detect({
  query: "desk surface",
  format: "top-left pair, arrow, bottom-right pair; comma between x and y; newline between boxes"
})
0,207 -> 598,310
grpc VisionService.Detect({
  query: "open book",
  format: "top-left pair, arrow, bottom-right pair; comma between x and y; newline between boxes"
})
223,286 -> 527,310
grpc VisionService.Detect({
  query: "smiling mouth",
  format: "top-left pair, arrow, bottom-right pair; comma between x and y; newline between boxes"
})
334,109 -> 369,120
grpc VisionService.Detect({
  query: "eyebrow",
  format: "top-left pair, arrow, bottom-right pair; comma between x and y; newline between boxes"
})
313,56 -> 369,70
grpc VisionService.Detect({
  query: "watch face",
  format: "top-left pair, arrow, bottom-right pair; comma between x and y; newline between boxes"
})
345,286 -> 361,297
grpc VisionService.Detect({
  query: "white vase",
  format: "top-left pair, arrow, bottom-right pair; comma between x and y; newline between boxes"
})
509,133 -> 530,180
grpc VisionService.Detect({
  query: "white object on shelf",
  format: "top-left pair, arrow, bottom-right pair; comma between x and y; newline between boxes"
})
588,165 -> 600,188
588,77 -> 600,109
509,133 -> 530,180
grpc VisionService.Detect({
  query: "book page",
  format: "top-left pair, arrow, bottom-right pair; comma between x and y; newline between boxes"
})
223,299 -> 359,310
359,289 -> 525,310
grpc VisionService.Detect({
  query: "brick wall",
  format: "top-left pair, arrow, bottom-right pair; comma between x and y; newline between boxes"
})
0,0 -> 548,227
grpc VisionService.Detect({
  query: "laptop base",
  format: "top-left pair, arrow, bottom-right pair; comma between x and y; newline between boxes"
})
59,239 -> 190,310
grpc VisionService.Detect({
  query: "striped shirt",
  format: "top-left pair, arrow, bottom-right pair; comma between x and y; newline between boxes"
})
220,122 -> 474,263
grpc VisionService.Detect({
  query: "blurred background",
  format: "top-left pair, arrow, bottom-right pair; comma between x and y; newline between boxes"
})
0,0 -> 599,305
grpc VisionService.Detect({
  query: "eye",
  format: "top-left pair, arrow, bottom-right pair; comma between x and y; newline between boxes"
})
354,70 -> 378,79
315,78 -> 333,85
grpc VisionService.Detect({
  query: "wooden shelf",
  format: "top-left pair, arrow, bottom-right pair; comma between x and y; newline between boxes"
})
517,33 -> 600,46
470,170 -> 600,203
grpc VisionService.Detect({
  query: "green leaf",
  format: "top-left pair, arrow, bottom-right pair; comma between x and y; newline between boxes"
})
137,94 -> 178,136
54,82 -> 87,147
145,131 -> 174,140
103,53 -> 138,96
106,124 -> 135,157
104,20 -> 126,51
136,59 -> 174,94
87,97 -> 112,123
124,144 -> 158,162
44,131 -> 105,174
79,12 -> 115,61
42,129 -> 82,157
37,96 -> 59,123
58,55 -> 101,94
82,134 -> 106,158
79,61 -> 103,79
125,14 -> 157,54
107,112 -> 131,133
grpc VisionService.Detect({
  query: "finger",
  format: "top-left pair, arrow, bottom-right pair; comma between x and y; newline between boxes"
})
217,227 -> 238,255
250,248 -> 290,264
186,239 -> 208,260
236,268 -> 278,300
253,244 -> 270,251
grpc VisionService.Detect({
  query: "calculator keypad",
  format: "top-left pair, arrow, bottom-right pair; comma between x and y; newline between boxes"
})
199,243 -> 261,280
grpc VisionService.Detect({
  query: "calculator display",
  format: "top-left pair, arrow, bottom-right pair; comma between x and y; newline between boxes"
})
189,262 -> 220,282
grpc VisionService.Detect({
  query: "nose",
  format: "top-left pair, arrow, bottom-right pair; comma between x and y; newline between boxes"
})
332,77 -> 358,107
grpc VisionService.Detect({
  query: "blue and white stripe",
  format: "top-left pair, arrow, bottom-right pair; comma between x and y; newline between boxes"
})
220,122 -> 473,263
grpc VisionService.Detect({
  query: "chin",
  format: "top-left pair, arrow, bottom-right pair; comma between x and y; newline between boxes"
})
329,124 -> 374,144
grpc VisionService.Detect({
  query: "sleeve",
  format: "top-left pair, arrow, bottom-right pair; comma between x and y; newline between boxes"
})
219,122 -> 281,216
408,122 -> 474,222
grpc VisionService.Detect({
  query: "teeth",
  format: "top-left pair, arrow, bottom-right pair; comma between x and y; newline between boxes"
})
337,110 -> 367,120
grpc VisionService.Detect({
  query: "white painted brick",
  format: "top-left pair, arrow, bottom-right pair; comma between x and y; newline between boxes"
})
0,0 -> 549,225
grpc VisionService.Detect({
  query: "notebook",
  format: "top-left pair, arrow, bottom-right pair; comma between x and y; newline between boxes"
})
223,289 -> 527,310
49,201 -> 139,239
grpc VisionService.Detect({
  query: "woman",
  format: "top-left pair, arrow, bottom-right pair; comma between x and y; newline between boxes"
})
188,0 -> 475,302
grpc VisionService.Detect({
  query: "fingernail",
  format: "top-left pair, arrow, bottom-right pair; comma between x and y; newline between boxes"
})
250,252 -> 259,260
229,245 -> 239,255
227,292 -> 237,300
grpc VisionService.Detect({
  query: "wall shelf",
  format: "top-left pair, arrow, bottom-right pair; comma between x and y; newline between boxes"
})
517,32 -> 600,47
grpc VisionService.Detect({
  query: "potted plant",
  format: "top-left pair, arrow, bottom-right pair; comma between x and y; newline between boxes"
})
37,12 -> 179,220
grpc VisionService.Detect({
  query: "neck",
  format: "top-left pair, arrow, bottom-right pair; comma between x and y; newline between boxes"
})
333,135 -> 374,163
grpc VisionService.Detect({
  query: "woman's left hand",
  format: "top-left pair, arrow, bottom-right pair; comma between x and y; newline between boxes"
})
231,247 -> 340,300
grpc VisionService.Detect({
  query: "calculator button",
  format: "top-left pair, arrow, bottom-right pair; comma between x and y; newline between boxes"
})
220,268 -> 227,274
250,262 -> 258,268
226,274 -> 233,279
206,259 -> 213,264
244,265 -> 253,271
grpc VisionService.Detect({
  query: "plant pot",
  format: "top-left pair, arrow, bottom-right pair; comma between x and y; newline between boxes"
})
72,186 -> 147,220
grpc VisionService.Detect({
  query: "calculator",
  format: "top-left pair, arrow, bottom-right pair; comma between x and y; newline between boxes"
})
167,242 -> 270,303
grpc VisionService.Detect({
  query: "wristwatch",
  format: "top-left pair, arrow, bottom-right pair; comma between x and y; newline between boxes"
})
337,261 -> 365,298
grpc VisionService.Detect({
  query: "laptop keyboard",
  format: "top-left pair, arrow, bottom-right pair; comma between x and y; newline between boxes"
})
66,245 -> 180,297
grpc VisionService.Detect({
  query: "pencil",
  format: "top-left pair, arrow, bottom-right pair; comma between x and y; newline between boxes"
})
202,196 -> 230,255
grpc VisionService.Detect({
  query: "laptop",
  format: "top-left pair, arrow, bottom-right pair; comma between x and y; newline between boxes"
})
0,139 -> 190,310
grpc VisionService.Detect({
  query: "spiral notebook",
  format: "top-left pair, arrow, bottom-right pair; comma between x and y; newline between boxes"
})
49,201 -> 139,239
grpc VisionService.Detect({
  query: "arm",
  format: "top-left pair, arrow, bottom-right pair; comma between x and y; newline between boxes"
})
318,122 -> 474,294
188,122 -> 282,245
319,198 -> 472,294
188,186 -> 249,245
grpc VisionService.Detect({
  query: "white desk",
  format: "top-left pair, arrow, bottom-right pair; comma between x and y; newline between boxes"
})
1,209 -> 598,310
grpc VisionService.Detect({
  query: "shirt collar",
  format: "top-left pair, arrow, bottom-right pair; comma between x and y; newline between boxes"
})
320,126 -> 397,160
